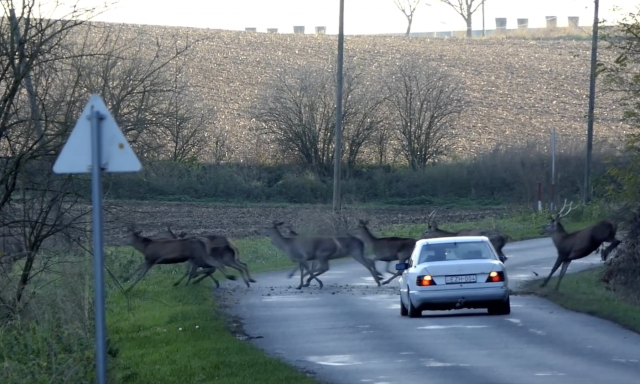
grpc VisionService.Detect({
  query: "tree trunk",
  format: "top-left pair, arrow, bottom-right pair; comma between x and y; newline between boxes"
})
466,18 -> 473,38
405,16 -> 413,37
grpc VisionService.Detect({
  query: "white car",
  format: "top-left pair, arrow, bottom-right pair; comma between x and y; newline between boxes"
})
396,236 -> 510,318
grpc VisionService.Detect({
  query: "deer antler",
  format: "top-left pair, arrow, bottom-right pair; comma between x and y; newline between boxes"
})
556,199 -> 578,220
427,210 -> 436,221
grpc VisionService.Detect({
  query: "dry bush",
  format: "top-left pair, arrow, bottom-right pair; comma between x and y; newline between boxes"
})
602,203 -> 640,305
0,247 -> 121,383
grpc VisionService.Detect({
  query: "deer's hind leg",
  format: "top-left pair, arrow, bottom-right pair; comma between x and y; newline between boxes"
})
227,259 -> 252,287
173,263 -> 193,286
237,260 -> 257,283
192,267 -> 220,288
554,260 -> 571,291
540,256 -> 563,288
304,259 -> 329,288
125,261 -> 154,293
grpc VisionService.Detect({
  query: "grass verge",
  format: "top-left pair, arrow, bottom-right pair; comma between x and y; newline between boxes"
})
108,273 -> 319,384
519,268 -> 640,335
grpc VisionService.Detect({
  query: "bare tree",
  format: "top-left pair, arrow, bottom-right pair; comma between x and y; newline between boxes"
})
385,57 -> 465,170
0,2 -> 200,314
153,59 -> 212,163
251,60 -> 380,176
251,64 -> 336,175
440,0 -> 485,38
340,65 -> 388,177
394,0 -> 422,37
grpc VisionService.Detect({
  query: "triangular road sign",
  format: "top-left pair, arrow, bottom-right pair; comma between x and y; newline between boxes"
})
53,94 -> 142,174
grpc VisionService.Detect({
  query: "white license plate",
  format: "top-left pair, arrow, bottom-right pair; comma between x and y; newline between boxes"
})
445,274 -> 477,284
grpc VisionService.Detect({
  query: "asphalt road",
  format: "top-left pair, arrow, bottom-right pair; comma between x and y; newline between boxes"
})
217,237 -> 640,384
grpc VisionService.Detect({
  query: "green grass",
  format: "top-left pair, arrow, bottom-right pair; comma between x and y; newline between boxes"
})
108,274 -> 319,384
378,208 -> 600,241
519,268 -> 640,334
106,204 -> 606,383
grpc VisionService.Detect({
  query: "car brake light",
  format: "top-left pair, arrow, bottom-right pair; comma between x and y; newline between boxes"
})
486,271 -> 505,283
416,275 -> 436,286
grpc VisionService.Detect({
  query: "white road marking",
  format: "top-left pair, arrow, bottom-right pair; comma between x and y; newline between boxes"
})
400,352 -> 415,355
356,325 -> 370,328
612,358 -> 639,363
306,355 -> 362,366
418,325 -> 488,330
529,328 -> 546,335
505,318 -> 523,326
422,359 -> 471,367
262,296 -> 321,302
534,372 -> 565,376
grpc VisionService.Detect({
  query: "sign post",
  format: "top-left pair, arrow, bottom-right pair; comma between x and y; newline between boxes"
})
53,94 -> 142,384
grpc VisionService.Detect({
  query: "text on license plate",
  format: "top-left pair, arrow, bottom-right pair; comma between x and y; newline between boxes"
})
445,274 -> 477,284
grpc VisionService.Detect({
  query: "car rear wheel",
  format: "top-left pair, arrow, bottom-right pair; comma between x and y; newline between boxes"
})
488,296 -> 511,315
406,288 -> 421,318
400,296 -> 408,316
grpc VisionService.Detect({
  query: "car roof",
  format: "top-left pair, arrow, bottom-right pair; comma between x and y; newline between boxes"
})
415,236 -> 491,246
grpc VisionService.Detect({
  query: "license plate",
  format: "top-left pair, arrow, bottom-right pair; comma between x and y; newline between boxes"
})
445,274 -> 477,284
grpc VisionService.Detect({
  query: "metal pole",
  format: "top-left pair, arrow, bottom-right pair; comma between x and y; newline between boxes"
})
332,0 -> 345,212
584,0 -> 599,204
90,107 -> 108,384
482,0 -> 485,38
551,127 -> 556,212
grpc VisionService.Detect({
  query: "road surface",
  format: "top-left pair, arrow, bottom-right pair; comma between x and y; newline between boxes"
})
217,237 -> 640,384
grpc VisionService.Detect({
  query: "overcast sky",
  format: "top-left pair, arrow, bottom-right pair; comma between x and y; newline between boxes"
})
38,0 -> 640,34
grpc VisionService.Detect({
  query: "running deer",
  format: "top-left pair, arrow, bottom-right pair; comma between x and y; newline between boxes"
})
284,224 -> 383,282
161,227 -> 256,288
539,199 -> 621,291
262,221 -> 382,289
422,210 -> 511,263
352,219 -> 417,285
125,229 -> 236,292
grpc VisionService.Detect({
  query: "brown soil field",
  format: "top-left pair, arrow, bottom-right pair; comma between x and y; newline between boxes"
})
78,22 -> 626,163
103,201 -> 504,246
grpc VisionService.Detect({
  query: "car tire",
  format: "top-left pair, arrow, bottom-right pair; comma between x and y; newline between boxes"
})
400,296 -> 408,316
488,296 -> 511,315
406,288 -> 421,318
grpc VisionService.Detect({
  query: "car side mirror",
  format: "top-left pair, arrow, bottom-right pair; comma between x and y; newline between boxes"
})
395,262 -> 409,271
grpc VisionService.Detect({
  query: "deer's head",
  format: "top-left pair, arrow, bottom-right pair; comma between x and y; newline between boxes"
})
422,210 -> 439,237
540,199 -> 577,235
262,221 -> 285,237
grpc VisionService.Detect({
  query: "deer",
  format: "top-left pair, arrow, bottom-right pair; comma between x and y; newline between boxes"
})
539,199 -> 622,291
125,229 -> 236,293
352,219 -> 417,285
284,224 -> 383,282
262,221 -> 383,289
422,210 -> 511,263
161,227 -> 256,288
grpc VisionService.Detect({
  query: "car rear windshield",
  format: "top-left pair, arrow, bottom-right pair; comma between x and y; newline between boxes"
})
417,241 -> 496,263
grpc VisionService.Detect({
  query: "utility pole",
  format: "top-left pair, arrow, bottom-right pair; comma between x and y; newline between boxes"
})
482,0 -> 485,38
333,0 -> 345,212
584,0 -> 599,204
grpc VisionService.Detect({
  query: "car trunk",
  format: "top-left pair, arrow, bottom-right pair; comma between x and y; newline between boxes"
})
424,259 -> 498,277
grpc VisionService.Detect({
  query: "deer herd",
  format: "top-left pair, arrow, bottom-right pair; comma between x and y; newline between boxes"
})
119,199 -> 622,293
